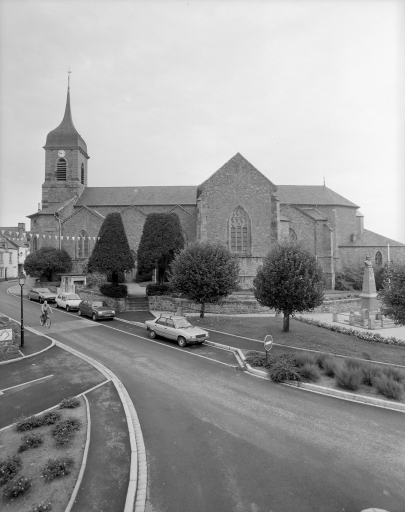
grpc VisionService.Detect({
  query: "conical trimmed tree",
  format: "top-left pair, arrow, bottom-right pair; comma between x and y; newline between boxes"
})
87,213 -> 134,285
136,213 -> 184,284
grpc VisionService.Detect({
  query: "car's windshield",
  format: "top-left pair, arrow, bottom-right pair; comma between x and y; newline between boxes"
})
66,294 -> 81,300
37,288 -> 51,293
174,318 -> 193,328
92,301 -> 109,307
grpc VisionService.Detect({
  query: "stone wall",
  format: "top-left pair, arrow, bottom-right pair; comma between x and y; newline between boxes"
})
0,316 -> 20,360
148,295 -> 273,314
148,295 -> 361,315
77,289 -> 126,312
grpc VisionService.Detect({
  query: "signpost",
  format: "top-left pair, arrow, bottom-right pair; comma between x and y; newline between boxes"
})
263,334 -> 273,365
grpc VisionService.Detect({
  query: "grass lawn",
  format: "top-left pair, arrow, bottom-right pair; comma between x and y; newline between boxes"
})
0,399 -> 86,512
192,315 -> 405,366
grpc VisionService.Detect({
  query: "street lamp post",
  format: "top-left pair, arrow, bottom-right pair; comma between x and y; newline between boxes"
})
19,272 -> 26,348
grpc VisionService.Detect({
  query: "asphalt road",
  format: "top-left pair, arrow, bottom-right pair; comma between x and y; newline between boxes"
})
1,282 -> 405,512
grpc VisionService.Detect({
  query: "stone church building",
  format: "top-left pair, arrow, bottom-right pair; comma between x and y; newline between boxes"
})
27,87 -> 405,289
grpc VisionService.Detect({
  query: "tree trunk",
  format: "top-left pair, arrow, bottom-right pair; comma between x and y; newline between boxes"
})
283,312 -> 290,333
200,302 -> 205,318
112,271 -> 119,285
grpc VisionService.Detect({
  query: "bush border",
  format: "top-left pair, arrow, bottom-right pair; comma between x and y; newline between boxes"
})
294,315 -> 405,347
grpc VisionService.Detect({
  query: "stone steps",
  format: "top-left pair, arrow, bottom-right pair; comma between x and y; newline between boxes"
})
125,297 -> 149,311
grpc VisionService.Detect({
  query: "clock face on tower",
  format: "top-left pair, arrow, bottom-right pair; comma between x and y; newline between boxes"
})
58,150 -> 66,157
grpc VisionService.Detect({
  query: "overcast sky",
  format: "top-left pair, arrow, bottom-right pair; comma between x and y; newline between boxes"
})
1,0 -> 404,241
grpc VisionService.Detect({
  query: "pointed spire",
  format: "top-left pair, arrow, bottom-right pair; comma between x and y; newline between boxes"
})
44,78 -> 87,154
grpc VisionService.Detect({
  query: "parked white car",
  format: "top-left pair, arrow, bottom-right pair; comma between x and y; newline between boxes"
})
56,293 -> 82,312
145,314 -> 209,347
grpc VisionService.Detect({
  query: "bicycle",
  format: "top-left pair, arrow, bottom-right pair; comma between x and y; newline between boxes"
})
40,314 -> 51,329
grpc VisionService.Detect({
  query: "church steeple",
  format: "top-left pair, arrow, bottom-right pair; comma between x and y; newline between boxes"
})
44,85 -> 88,154
41,81 -> 89,209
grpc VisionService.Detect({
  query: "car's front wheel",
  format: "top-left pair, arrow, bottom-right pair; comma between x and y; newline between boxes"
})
78,310 -> 82,316
92,313 -> 97,321
66,305 -> 70,312
177,336 -> 187,348
56,303 -> 59,308
39,298 -> 43,304
149,330 -> 156,339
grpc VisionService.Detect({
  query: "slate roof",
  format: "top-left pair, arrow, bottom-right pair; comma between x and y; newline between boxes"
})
299,208 -> 328,221
27,198 -> 75,218
276,185 -> 359,208
75,186 -> 198,206
44,87 -> 87,153
339,229 -> 405,247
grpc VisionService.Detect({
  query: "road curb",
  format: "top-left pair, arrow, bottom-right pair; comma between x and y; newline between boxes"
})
0,311 -> 147,512
235,349 -> 405,413
65,394 -> 91,512
0,338 -> 55,366
53,339 -> 147,512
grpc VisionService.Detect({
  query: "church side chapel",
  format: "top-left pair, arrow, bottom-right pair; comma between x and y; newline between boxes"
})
27,86 -> 405,289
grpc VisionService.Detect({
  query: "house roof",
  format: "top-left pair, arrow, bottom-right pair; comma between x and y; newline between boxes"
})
276,185 -> 359,208
75,186 -> 198,206
339,229 -> 405,247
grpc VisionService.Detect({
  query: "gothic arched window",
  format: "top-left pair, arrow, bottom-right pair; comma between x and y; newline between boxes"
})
229,207 -> 251,254
81,164 -> 85,185
375,251 -> 382,267
289,228 -> 297,241
56,158 -> 67,181
76,230 -> 90,259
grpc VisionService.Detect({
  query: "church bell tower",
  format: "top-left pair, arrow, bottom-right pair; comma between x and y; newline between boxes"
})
42,82 -> 89,209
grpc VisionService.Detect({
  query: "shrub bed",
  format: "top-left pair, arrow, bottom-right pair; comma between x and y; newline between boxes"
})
0,455 -> 22,485
42,457 -> 74,481
244,350 -> 405,401
146,283 -> 172,296
3,476 -> 32,499
295,315 -> 405,347
59,397 -> 81,409
18,433 -> 44,453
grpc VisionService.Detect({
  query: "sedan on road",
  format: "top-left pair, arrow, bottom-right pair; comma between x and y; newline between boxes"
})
56,293 -> 82,312
27,288 -> 57,303
145,314 -> 209,347
78,300 -> 115,321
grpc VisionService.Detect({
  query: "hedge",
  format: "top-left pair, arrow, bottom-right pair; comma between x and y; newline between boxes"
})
294,315 -> 405,346
99,283 -> 128,298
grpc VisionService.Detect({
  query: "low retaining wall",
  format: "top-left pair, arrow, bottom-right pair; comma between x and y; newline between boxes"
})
0,317 -> 20,359
148,296 -> 272,314
148,296 -> 362,315
77,290 -> 126,312
313,298 -> 361,313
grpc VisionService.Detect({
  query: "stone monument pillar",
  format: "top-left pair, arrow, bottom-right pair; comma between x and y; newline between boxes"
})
360,256 -> 379,311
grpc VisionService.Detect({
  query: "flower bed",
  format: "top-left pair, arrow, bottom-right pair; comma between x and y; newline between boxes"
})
295,315 -> 405,347
244,350 -> 405,403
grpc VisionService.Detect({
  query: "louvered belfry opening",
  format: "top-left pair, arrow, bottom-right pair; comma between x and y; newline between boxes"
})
56,158 -> 67,181
81,163 -> 85,185
230,206 -> 250,253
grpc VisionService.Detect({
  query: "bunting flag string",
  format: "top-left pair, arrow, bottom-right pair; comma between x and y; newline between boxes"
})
1,229 -> 99,242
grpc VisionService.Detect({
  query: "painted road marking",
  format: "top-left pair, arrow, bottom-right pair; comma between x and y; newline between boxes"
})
0,374 -> 53,395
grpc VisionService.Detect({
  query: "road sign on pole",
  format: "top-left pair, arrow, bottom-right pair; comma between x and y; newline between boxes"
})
264,335 -> 273,364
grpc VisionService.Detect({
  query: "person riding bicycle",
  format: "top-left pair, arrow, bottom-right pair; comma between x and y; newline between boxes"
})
40,300 -> 53,323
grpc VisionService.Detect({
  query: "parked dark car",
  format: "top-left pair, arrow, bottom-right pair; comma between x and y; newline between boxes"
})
78,300 -> 115,321
27,288 -> 57,303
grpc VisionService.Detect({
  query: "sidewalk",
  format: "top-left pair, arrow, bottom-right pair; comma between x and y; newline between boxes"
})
0,332 -> 135,512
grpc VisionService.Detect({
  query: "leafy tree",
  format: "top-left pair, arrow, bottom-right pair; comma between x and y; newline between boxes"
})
170,241 -> 239,317
253,242 -> 324,333
378,263 -> 405,325
87,213 -> 134,285
24,246 -> 72,281
136,213 -> 184,284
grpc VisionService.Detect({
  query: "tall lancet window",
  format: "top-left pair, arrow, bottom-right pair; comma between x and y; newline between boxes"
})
229,207 -> 251,254
76,230 -> 90,258
56,158 -> 67,181
81,164 -> 85,185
